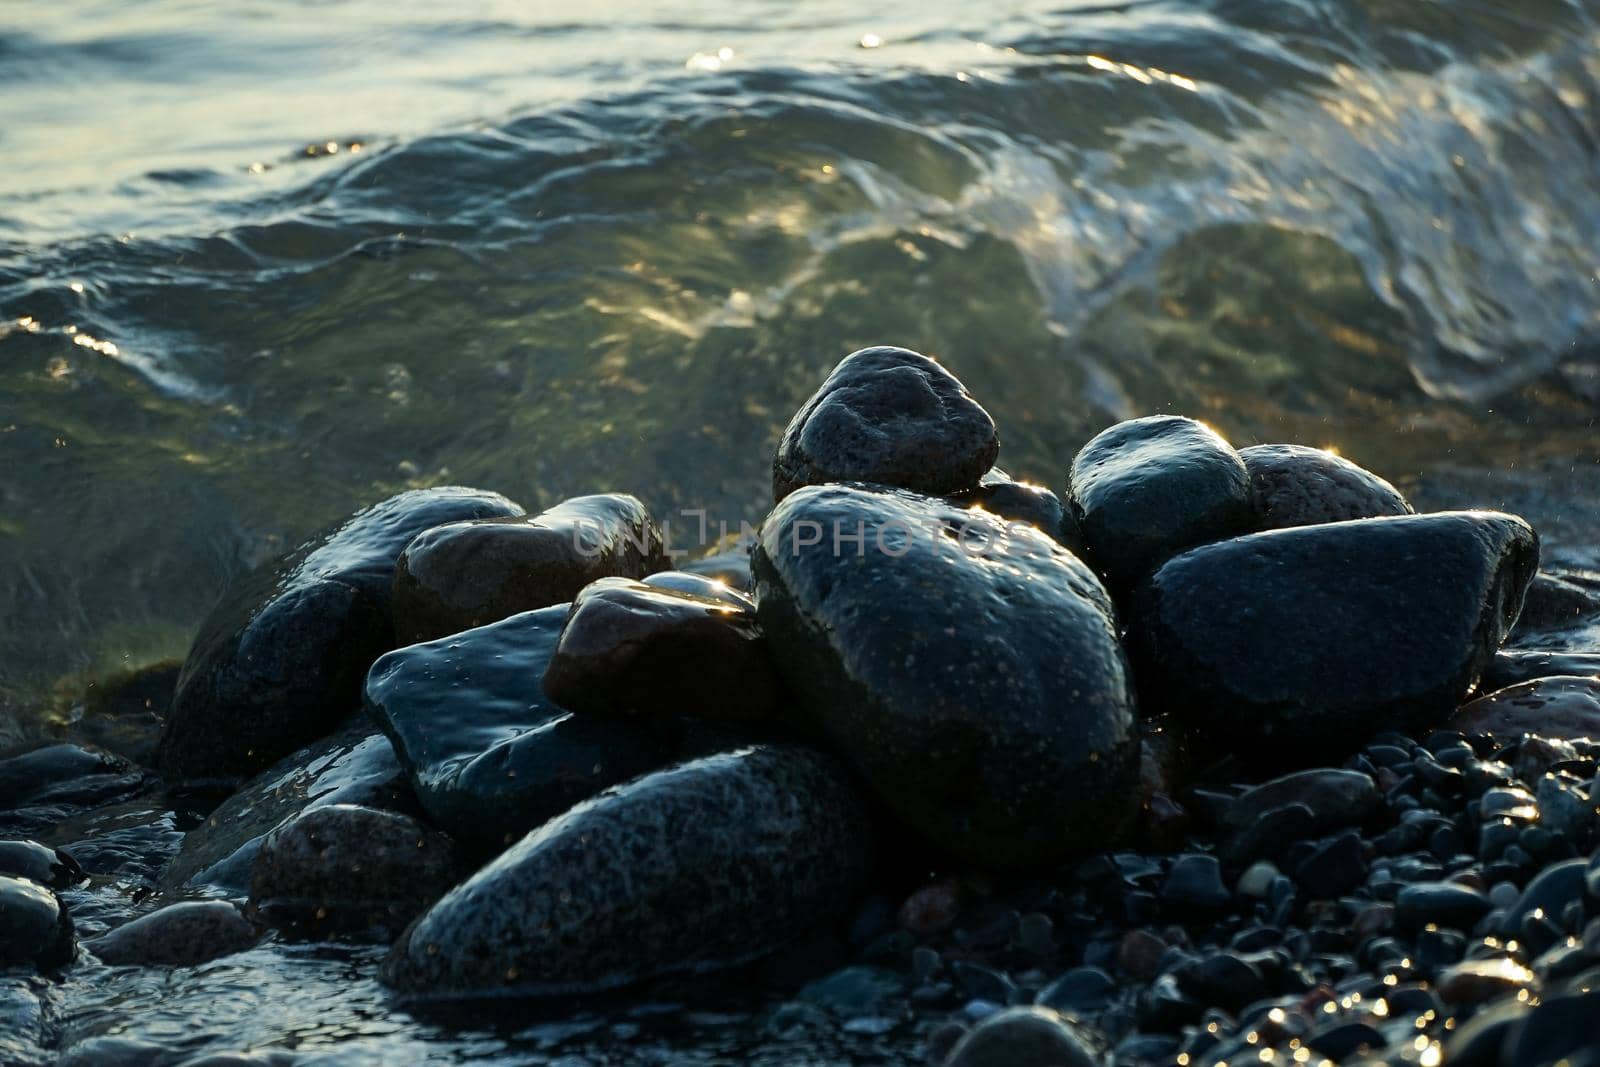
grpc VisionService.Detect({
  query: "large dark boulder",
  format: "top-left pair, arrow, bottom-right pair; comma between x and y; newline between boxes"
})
158,487 -> 523,783
0,876 -> 73,970
542,573 -> 780,725
391,493 -> 668,644
773,346 -> 998,502
1240,444 -> 1411,530
381,745 -> 872,997
365,605 -> 678,854
1068,415 -> 1255,588
752,483 -> 1140,870
1131,511 -> 1538,759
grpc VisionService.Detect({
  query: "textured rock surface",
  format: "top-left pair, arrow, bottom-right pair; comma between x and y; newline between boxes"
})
391,493 -> 668,644
159,718 -> 409,894
1131,511 -> 1538,758
0,876 -> 73,969
1450,675 -> 1600,741
85,901 -> 257,966
249,804 -> 458,937
382,745 -> 872,997
1241,444 -> 1411,530
542,574 -> 778,724
753,483 -> 1140,870
366,605 -> 678,854
1069,416 -> 1255,587
159,486 -> 523,782
773,346 -> 998,502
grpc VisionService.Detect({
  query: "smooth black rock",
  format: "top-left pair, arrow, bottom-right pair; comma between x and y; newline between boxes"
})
1394,882 -> 1492,931
941,1006 -> 1099,1067
542,574 -> 779,725
1068,415 -> 1255,588
1294,831 -> 1367,898
158,718 -> 409,894
1481,650 -> 1600,693
249,804 -> 458,938
1513,858 -> 1589,930
1161,854 -> 1230,917
1451,675 -> 1600,743
0,744 -> 140,811
1240,444 -> 1411,530
951,472 -> 1081,553
1035,966 -> 1116,1014
752,484 -> 1140,870
1502,986 -> 1600,1066
0,841 -> 81,891
85,901 -> 257,966
1514,570 -> 1600,635
1172,952 -> 1265,1012
382,745 -> 872,997
0,876 -> 73,969
1306,1020 -> 1386,1060
391,493 -> 667,644
366,605 -> 679,854
1222,769 -> 1380,836
1131,512 -> 1538,759
159,486 -> 523,782
773,346 -> 999,502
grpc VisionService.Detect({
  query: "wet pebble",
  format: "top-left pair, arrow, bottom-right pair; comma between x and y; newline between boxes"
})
0,876 -> 73,969
1240,443 -> 1411,529
940,1006 -> 1098,1067
85,901 -> 256,966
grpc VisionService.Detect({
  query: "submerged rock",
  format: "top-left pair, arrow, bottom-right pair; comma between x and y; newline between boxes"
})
158,718 -> 409,894
1480,651 -> 1600,693
85,901 -> 257,966
366,605 -> 677,854
752,483 -> 1139,870
1240,444 -> 1411,530
1069,416 -> 1255,588
0,876 -> 73,969
773,346 -> 999,502
249,804 -> 458,938
0,841 -> 82,891
941,1006 -> 1100,1067
1130,511 -> 1537,759
382,745 -> 871,997
391,493 -> 668,644
542,574 -> 779,724
1450,676 -> 1600,742
159,486 -> 523,783
0,744 -> 143,821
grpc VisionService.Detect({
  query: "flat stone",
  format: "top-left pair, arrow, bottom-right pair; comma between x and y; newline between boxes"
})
1451,675 -> 1600,742
365,605 -> 679,854
249,804 -> 458,938
382,745 -> 872,997
159,486 -> 523,782
752,484 -> 1140,870
85,901 -> 256,966
1240,444 -> 1411,530
0,744 -> 141,811
542,574 -> 778,725
941,1006 -> 1099,1067
1068,415 -> 1255,588
773,346 -> 999,502
1131,512 -> 1538,759
391,493 -> 667,644
158,718 -> 409,894
1222,769 -> 1381,835
0,876 -> 72,969
1394,882 -> 1492,931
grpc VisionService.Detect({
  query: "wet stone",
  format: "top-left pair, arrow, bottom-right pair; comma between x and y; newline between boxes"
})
365,605 -> 679,854
1294,831 -> 1367,898
1068,415 -> 1255,588
1480,650 -> 1600,693
382,745 -> 872,997
940,1006 -> 1099,1067
1131,511 -> 1538,760
1451,675 -> 1600,743
752,483 -> 1140,871
951,473 -> 1081,552
1035,966 -> 1115,1014
1437,957 -> 1536,1004
773,345 -> 999,503
1223,769 -> 1380,837
391,493 -> 668,644
0,744 -> 142,816
1162,854 -> 1230,917
159,717 -> 409,894
1240,443 -> 1411,530
85,901 -> 257,966
542,574 -> 779,725
249,804 -> 458,938
0,876 -> 73,970
1394,882 -> 1492,931
159,486 -> 523,782
0,841 -> 81,891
